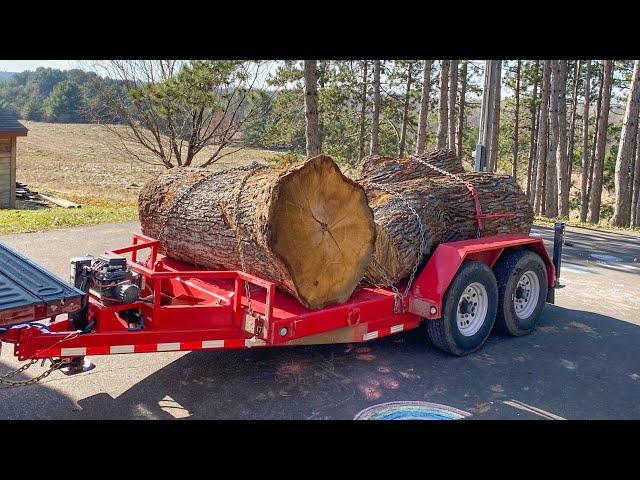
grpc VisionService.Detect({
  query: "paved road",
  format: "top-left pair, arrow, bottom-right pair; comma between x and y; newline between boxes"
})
0,222 -> 639,419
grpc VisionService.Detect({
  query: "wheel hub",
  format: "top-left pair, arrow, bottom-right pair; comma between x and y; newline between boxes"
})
456,282 -> 488,337
513,271 -> 540,319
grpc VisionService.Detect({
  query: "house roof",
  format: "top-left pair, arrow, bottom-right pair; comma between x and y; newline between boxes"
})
0,110 -> 28,137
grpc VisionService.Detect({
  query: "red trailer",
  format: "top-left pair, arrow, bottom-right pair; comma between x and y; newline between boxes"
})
0,227 -> 559,381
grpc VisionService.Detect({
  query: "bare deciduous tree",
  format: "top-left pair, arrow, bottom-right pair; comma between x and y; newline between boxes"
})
89,60 -> 270,169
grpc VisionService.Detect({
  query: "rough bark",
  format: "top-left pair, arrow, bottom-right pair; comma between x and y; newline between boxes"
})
448,60 -> 458,151
588,60 -> 614,224
513,60 -> 521,179
534,60 -> 552,214
527,60 -> 540,199
457,61 -> 468,160
361,172 -> 534,285
138,155 -> 375,310
489,61 -> 502,172
545,60 -> 560,218
556,60 -> 569,217
304,60 -> 321,157
357,149 -> 465,185
358,60 -> 368,162
399,62 -> 414,158
370,60 -> 382,156
612,59 -> 640,226
579,60 -> 591,223
587,66 -> 604,210
566,60 -> 581,202
633,126 -> 640,227
416,60 -> 432,154
437,60 -> 450,149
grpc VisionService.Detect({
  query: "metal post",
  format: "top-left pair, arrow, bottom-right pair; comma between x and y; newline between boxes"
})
552,221 -> 565,287
475,60 -> 498,172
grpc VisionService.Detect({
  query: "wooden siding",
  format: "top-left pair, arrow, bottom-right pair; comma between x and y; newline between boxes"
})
0,137 -> 15,208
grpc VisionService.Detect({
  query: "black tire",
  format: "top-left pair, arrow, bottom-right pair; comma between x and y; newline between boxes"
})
426,260 -> 498,356
493,249 -> 548,336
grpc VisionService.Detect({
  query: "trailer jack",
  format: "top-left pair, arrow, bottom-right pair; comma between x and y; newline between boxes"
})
60,356 -> 95,376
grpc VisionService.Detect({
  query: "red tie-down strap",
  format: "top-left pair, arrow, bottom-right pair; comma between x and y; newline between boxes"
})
465,182 -> 516,236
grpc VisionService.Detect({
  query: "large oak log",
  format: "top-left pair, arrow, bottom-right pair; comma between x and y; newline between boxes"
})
362,172 -> 534,285
138,155 -> 376,310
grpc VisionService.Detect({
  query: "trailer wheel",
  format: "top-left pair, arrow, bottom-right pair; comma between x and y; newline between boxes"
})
493,249 -> 548,336
426,260 -> 498,356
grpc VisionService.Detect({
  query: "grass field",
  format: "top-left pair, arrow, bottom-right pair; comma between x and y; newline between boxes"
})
15,121 -> 275,206
1,121 -> 275,234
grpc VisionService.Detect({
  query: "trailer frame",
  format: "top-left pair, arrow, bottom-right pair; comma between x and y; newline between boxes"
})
0,232 -> 555,363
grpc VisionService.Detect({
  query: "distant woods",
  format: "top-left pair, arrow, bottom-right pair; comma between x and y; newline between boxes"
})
1,60 -> 640,227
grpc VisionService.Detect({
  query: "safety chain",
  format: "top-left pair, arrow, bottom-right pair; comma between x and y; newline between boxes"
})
0,358 -> 71,388
362,180 -> 428,314
408,154 -> 483,237
233,163 -> 268,318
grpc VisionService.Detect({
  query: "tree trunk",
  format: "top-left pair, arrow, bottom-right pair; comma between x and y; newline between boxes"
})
457,61 -> 468,160
611,59 -> 640,227
360,171 -> 534,285
534,60 -> 552,215
399,62 -> 414,158
556,60 -> 569,218
138,156 -> 376,310
448,60 -> 458,151
489,61 -> 503,172
633,126 -> 640,227
416,60 -> 433,155
437,60 -> 450,149
545,60 -> 560,218
588,60 -> 614,224
513,60 -> 521,179
566,60 -> 581,202
358,60 -> 369,162
304,60 -> 321,157
527,60 -> 540,200
587,66 -> 604,210
579,60 -> 591,223
370,60 -> 382,156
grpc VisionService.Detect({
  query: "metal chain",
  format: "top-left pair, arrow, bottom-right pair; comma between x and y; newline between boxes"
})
361,180 -> 428,313
0,358 -> 71,388
233,163 -> 268,317
408,154 -> 482,237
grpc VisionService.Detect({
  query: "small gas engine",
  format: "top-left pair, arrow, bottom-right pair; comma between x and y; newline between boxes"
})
71,254 -> 141,305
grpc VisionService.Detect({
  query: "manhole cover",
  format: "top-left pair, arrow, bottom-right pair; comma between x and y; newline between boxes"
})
354,401 -> 471,420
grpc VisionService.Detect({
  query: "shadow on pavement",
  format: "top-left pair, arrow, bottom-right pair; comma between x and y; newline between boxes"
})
64,304 -> 640,420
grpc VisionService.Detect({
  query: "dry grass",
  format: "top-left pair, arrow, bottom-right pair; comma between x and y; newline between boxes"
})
16,121 -> 276,206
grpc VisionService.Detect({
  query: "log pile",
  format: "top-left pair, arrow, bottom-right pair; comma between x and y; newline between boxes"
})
138,149 -> 533,309
139,155 -> 376,310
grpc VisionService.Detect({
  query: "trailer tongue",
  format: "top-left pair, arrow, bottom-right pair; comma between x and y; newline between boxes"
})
0,229 -> 559,386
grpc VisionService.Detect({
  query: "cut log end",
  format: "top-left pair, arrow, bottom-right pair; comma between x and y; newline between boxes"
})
268,155 -> 376,308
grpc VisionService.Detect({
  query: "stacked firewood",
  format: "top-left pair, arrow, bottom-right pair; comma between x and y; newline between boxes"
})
138,150 -> 533,309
